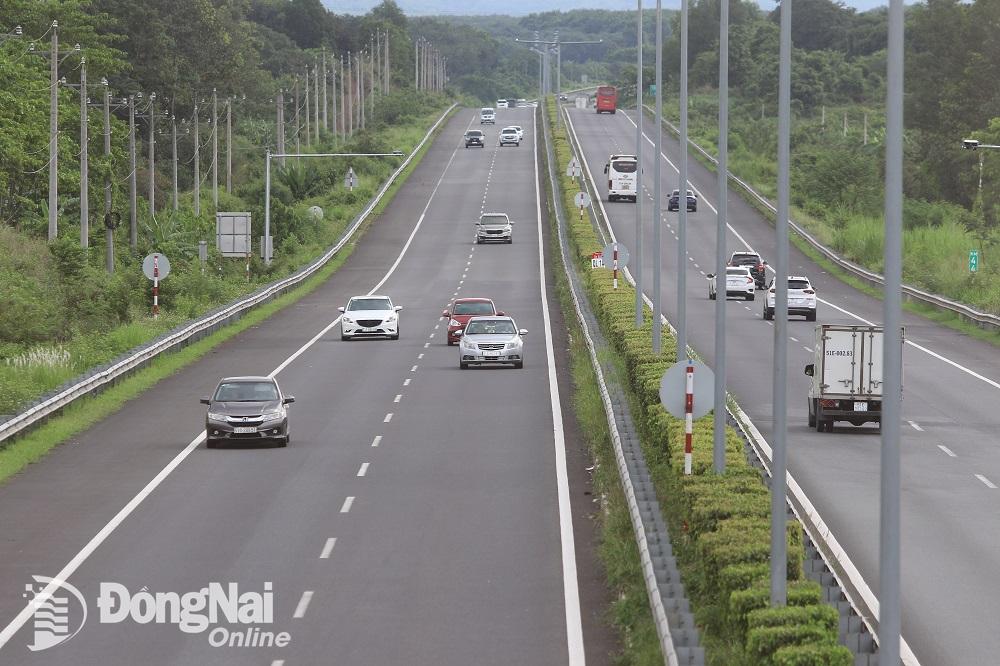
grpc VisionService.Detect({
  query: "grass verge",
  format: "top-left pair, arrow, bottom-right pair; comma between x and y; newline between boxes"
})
0,105 -> 455,485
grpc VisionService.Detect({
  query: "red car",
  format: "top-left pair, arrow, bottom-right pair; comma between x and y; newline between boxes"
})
442,298 -> 504,345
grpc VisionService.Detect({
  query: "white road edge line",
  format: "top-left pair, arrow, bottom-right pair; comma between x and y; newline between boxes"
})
357,463 -> 369,477
975,474 -> 997,489
340,497 -> 355,513
293,591 -> 314,618
0,114 -> 468,650
937,445 -> 957,458
319,537 -> 337,559
533,111 -> 585,665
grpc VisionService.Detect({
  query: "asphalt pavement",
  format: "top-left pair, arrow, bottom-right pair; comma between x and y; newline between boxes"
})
0,108 -> 612,665
566,104 -> 1000,666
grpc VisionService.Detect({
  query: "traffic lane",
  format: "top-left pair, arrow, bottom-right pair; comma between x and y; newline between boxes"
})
0,109 -> 481,640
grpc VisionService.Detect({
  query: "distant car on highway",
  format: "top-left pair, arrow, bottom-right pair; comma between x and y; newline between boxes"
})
464,129 -> 485,148
338,295 -> 402,340
511,125 -> 524,140
442,298 -> 504,345
458,316 -> 527,369
707,266 -> 755,301
668,189 -> 697,212
202,376 -> 295,448
476,212 -> 514,244
499,127 -> 520,146
496,99 -> 508,109
728,251 -> 768,289
764,276 -> 817,321
480,107 -> 495,124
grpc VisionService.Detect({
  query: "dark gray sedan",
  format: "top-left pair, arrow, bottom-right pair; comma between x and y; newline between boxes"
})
201,376 -> 295,448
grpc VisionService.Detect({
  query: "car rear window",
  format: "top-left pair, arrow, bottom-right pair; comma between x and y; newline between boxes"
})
348,298 -> 391,311
453,302 -> 496,315
726,267 -> 749,275
732,254 -> 760,265
788,279 -> 811,290
215,381 -> 278,402
611,161 -> 637,174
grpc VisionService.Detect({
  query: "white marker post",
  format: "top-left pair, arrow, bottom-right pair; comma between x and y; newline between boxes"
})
152,256 -> 160,320
684,361 -> 694,475
612,243 -> 619,289
143,253 -> 170,320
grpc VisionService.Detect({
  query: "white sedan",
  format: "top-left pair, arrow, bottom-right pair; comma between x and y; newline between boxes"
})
763,276 -> 817,321
708,266 -> 755,301
339,295 -> 402,340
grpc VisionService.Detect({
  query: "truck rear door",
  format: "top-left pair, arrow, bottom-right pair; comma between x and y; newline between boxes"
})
820,327 -> 862,396
859,328 -> 884,396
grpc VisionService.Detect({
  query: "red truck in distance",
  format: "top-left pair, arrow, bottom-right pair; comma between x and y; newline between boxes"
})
596,86 -> 617,114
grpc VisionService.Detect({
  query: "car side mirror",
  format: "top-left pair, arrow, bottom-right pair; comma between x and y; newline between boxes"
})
454,330 -> 463,337
804,364 -> 814,377
508,221 -> 515,224
762,261 -> 768,266
496,311 -> 505,316
518,329 -> 528,335
338,306 -> 345,313
200,397 -> 211,405
283,396 -> 296,404
603,165 -> 609,174
706,273 -> 715,279
394,306 -> 402,312
442,310 -> 450,318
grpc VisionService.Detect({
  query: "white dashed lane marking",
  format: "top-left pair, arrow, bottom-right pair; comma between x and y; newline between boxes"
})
403,378 -> 411,386
319,538 -> 336,559
938,445 -> 957,458
394,394 -> 402,402
411,365 -> 419,371
908,421 -> 925,432
976,474 -> 997,489
293,591 -> 314,618
371,435 -> 382,447
384,413 -> 393,423
357,463 -> 370,477
340,497 -> 355,513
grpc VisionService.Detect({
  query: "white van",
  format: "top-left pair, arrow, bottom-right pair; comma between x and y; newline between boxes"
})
480,107 -> 496,124
603,154 -> 638,202
496,99 -> 508,109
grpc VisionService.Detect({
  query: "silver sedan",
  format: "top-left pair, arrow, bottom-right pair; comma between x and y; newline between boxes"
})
457,316 -> 527,369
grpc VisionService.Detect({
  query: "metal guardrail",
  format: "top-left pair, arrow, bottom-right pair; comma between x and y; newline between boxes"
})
0,104 -> 457,447
561,104 -> 921,665
642,104 -> 1000,332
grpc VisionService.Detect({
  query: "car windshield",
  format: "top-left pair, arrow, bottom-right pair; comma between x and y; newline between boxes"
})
788,279 -> 811,290
466,320 -> 516,335
453,301 -> 496,315
479,215 -> 508,225
466,131 -> 482,137
348,298 -> 391,311
214,381 -> 278,402
611,161 -> 637,173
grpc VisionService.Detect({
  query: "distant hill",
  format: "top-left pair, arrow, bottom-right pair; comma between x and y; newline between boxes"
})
323,0 -> 639,16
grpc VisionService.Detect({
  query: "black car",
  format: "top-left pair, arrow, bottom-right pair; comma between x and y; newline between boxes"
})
201,376 -> 295,448
464,130 -> 485,148
668,189 -> 697,212
728,251 -> 768,289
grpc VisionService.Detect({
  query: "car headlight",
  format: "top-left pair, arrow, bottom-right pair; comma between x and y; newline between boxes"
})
342,316 -> 354,324
261,410 -> 285,423
506,340 -> 522,349
461,339 -> 475,349
206,412 -> 226,422
449,319 -> 462,327
386,314 -> 397,322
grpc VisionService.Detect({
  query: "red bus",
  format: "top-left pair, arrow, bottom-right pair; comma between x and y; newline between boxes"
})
595,86 -> 617,114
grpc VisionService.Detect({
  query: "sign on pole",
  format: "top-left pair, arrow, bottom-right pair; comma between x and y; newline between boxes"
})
659,360 -> 716,475
591,251 -> 604,268
344,167 -> 357,191
970,249 -> 979,272
216,212 -> 252,257
142,253 -> 170,320
566,158 -> 581,178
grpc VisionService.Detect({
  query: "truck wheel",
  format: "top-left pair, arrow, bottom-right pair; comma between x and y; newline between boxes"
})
815,406 -> 825,432
807,400 -> 816,428
807,310 -> 817,322
746,292 -> 755,302
763,307 -> 773,320
709,291 -> 716,301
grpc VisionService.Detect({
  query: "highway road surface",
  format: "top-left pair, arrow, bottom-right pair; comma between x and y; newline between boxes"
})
566,104 -> 1000,666
0,108 -> 614,665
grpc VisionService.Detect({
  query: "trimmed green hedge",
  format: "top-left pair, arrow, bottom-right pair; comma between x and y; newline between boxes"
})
546,98 -> 847,664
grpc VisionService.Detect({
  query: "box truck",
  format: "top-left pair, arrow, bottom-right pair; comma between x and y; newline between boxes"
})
804,325 -> 901,432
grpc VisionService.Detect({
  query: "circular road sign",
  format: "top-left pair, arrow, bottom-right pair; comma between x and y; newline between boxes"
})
308,205 -> 324,220
659,360 -> 715,420
574,191 -> 591,208
601,242 -> 630,269
142,253 -> 171,281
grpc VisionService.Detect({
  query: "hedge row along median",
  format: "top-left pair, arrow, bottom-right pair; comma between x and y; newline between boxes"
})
546,98 -> 854,665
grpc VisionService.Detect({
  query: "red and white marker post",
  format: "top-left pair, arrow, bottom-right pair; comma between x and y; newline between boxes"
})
612,242 -> 619,290
152,255 -> 160,320
684,361 -> 694,475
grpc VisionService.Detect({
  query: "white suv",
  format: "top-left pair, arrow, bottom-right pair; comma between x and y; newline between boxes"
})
499,127 -> 520,146
480,107 -> 495,124
339,295 -> 402,340
476,212 -> 513,244
763,276 -> 817,321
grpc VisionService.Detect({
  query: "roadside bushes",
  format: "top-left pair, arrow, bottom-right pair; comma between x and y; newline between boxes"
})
547,98 -> 849,665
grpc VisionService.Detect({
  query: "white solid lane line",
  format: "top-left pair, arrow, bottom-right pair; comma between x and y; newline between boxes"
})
531,111 -> 585,665
975,474 -> 997,489
371,435 -> 382,448
293,591 -> 314,618
908,421 -> 925,432
340,497 -> 355,513
319,538 -> 337,559
357,463 -> 369,478
938,445 -> 957,458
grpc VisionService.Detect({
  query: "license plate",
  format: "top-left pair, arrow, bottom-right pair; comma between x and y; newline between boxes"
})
234,426 -> 257,434
853,402 -> 868,412
483,351 -> 501,358
363,327 -> 378,332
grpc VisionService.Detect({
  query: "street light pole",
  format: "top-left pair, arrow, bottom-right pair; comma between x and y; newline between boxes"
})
634,0 -> 644,329
212,88 -> 218,209
194,100 -> 201,216
128,94 -> 137,249
148,92 -> 156,214
79,55 -> 89,248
